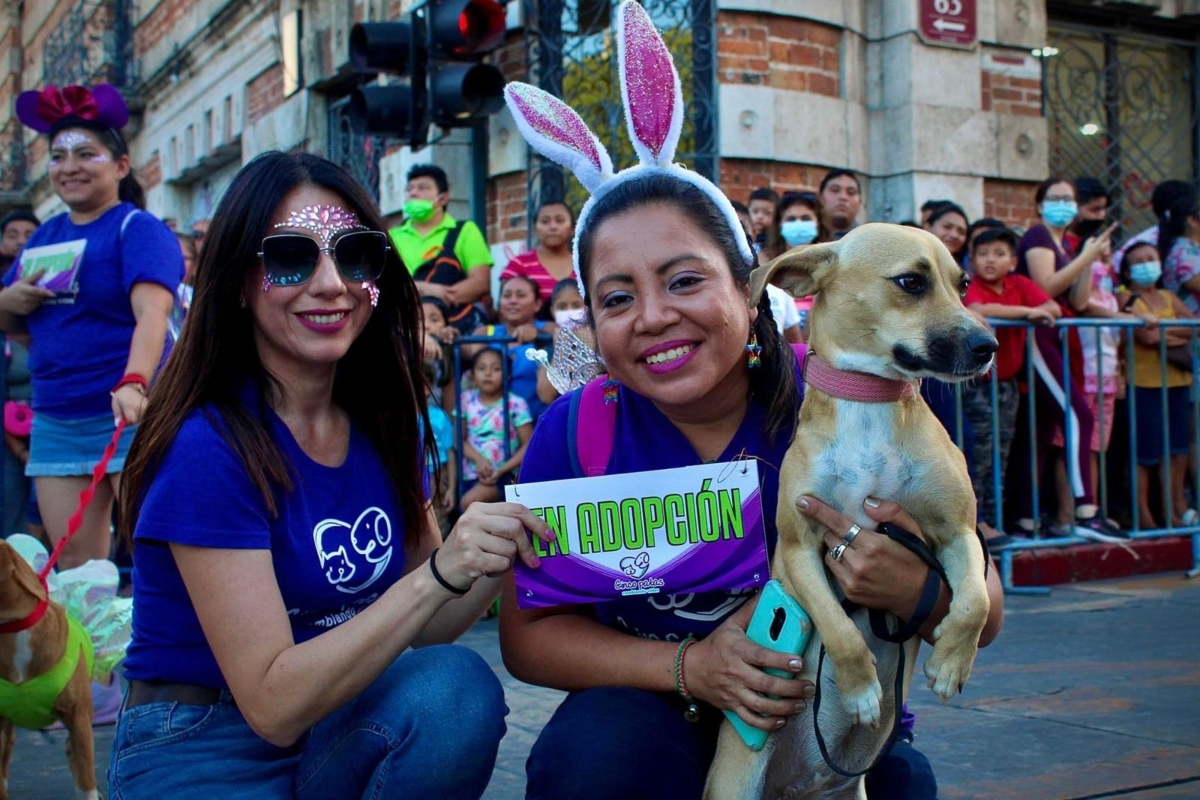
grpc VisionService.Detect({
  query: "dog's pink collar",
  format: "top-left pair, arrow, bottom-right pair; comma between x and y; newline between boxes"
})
803,354 -> 917,403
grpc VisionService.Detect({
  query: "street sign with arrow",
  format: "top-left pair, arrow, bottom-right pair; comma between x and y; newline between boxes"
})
919,0 -> 977,49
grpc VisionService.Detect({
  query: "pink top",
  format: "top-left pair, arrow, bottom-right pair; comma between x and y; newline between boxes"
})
500,250 -> 575,303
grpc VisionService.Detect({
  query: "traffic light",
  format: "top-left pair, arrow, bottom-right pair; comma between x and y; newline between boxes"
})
348,0 -> 507,149
349,18 -> 428,148
424,0 -> 507,128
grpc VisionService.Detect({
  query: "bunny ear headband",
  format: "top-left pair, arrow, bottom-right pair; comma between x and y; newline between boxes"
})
15,84 -> 129,135
504,0 -> 753,299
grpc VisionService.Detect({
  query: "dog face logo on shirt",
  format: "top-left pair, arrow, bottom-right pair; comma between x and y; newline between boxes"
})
313,507 -> 393,594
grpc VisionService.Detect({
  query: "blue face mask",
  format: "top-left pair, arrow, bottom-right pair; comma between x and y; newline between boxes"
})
1041,200 -> 1078,228
1130,260 -> 1162,287
781,219 -> 819,247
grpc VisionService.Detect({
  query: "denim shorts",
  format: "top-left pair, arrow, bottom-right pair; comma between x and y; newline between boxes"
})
26,412 -> 136,477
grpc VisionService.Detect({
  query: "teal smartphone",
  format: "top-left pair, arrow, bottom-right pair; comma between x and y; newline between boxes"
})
724,580 -> 814,751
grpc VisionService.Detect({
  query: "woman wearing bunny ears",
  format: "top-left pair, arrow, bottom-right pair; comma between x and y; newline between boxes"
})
499,4 -> 1005,799
0,87 -> 181,573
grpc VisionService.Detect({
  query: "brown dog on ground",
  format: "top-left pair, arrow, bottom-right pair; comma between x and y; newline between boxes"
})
0,540 -> 97,799
705,223 -> 996,799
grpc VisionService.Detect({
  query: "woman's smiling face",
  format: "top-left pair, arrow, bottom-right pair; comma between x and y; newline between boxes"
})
587,203 -> 754,413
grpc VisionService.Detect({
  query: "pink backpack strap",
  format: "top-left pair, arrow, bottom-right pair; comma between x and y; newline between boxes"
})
569,377 -> 616,477
791,341 -> 807,372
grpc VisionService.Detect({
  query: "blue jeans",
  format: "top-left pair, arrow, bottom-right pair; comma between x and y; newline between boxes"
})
108,645 -> 506,799
526,688 -> 937,800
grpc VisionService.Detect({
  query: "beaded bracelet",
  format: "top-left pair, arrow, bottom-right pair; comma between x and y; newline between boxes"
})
674,636 -> 700,723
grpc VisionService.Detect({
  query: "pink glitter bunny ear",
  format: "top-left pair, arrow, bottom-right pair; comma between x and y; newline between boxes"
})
616,1 -> 684,168
504,82 -> 613,193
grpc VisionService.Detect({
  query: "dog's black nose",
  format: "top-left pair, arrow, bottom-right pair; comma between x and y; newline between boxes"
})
967,333 -> 999,357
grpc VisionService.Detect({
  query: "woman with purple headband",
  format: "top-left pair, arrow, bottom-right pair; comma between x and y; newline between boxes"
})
499,5 -> 1005,798
0,84 -> 183,720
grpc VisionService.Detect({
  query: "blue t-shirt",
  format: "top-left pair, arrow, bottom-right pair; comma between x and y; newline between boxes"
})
485,322 -> 548,420
426,402 -> 455,481
123,405 -> 412,688
2,204 -> 183,418
518,373 -> 801,641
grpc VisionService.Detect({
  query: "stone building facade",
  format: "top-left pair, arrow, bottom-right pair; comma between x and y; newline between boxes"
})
0,0 -> 1197,266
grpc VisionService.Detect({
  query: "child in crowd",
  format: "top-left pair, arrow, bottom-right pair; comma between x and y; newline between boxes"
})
423,364 -> 457,533
1118,242 -> 1197,529
963,228 -> 1061,547
464,275 -> 550,420
536,279 -> 598,408
748,187 -> 783,264
421,296 -> 457,409
459,347 -> 532,511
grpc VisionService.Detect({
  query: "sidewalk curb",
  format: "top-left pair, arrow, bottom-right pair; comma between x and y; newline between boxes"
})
1011,535 -> 1194,585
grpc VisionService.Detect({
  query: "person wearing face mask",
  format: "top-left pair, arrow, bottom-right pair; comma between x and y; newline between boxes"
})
779,191 -> 826,248
501,201 -> 577,313
1010,176 -> 1123,540
1117,241 -> 1197,529
388,164 -> 493,334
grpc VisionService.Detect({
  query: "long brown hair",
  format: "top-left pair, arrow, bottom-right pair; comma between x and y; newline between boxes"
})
119,151 -> 434,546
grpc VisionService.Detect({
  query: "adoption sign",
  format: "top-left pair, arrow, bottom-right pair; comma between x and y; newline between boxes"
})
16,239 -> 87,301
506,461 -> 768,608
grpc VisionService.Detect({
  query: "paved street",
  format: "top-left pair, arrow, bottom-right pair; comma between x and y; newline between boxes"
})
10,575 -> 1200,799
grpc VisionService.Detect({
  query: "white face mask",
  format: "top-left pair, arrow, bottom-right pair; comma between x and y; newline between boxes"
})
554,308 -> 588,327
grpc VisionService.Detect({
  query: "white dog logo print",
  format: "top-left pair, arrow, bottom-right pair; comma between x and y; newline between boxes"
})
313,507 -> 393,594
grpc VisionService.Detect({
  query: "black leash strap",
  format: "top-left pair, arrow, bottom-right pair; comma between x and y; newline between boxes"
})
810,521 -> 986,779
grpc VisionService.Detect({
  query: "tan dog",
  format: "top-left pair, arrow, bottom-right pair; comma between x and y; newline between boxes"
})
705,224 -> 995,799
0,541 -> 97,799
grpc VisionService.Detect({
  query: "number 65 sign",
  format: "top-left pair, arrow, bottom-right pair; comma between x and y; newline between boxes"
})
919,0 -> 977,49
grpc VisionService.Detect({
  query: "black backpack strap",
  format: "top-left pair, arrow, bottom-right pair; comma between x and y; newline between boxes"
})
440,220 -> 467,260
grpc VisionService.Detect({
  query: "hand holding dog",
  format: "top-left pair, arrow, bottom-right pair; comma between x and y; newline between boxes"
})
796,495 -> 934,621
433,502 -> 553,591
684,598 -> 815,731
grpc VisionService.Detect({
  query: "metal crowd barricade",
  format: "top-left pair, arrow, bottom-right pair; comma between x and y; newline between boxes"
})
950,317 -> 1200,596
448,332 -> 552,503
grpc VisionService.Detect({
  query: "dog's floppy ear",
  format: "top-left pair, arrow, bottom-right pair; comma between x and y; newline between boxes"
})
749,242 -> 840,306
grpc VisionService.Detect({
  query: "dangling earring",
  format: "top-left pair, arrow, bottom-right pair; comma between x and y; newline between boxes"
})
363,281 -> 380,308
261,276 -> 271,293
745,332 -> 761,369
602,376 -> 620,404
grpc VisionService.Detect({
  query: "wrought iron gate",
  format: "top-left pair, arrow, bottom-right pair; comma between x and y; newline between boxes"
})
1044,26 -> 1198,234
328,96 -> 387,204
521,0 -> 717,245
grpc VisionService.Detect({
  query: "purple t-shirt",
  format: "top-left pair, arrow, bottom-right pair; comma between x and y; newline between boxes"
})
2,204 -> 183,418
123,403 -> 412,688
519,369 -> 802,641
1016,224 -> 1071,306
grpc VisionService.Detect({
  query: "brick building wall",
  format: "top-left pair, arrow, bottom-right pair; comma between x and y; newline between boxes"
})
716,12 -> 840,97
720,160 -> 835,209
983,178 -> 1042,231
246,65 -> 285,127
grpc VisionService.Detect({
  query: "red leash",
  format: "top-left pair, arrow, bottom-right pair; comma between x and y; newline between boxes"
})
0,420 -> 127,635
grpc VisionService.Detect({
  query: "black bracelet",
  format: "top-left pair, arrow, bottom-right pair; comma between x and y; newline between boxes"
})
429,548 -> 469,596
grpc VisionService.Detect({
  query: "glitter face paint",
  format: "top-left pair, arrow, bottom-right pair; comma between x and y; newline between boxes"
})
363,281 -> 380,308
274,205 -> 365,247
49,130 -> 112,164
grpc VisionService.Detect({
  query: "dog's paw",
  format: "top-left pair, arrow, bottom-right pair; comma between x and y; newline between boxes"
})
923,647 -> 974,702
839,678 -> 884,727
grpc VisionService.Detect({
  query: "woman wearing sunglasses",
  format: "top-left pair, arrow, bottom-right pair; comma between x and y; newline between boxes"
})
111,152 -> 552,798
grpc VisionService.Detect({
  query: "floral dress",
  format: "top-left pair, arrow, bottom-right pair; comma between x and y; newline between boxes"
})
459,389 -> 531,480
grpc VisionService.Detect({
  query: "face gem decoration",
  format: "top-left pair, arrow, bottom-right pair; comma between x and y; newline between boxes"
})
363,281 -> 380,308
261,276 -> 271,293
274,205 -> 365,247
50,130 -> 110,163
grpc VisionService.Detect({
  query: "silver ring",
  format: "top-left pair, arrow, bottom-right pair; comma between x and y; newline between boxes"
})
830,543 -> 848,562
842,524 -> 862,546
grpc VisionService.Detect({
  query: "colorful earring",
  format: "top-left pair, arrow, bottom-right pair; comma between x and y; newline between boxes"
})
261,276 -> 271,293
363,281 -> 380,308
745,332 -> 761,369
602,376 -> 620,404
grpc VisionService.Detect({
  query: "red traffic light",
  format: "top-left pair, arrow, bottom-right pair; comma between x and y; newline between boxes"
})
429,0 -> 506,58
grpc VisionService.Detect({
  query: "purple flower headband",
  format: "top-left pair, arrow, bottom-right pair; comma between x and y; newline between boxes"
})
503,1 -> 752,299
